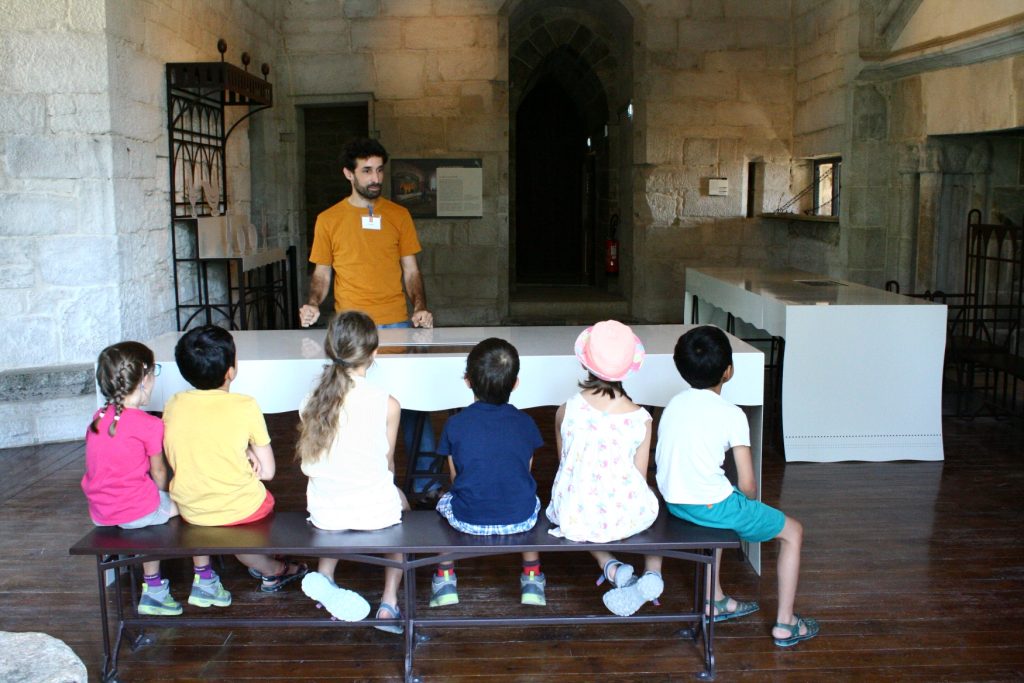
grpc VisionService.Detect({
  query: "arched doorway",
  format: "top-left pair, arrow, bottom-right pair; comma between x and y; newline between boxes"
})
509,0 -> 634,298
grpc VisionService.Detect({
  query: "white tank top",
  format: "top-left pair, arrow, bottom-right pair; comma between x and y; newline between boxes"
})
301,375 -> 402,530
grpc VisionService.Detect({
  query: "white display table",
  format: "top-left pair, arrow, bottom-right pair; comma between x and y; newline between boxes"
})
141,325 -> 768,572
685,267 -> 947,462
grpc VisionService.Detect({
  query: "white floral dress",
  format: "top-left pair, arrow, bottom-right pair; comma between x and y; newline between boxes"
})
546,393 -> 659,542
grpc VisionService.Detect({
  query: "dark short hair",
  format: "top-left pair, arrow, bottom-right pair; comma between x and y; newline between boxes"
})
465,337 -> 520,404
673,326 -> 733,390
341,137 -> 389,172
175,325 -> 236,390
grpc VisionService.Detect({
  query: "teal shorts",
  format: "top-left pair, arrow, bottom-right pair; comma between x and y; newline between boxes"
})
666,489 -> 785,543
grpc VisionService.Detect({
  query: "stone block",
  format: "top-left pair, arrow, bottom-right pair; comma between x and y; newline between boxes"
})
437,48 -> 502,81
392,96 -> 460,118
433,0 -> 500,16
447,117 -> 505,152
6,135 -> 113,180
0,316 -> 59,372
351,18 -> 403,50
284,0 -> 349,19
289,54 -> 374,93
731,18 -> 789,50
737,72 -> 793,104
70,0 -> 108,32
676,20 -> 732,51
0,363 -> 93,402
374,51 -> 427,99
0,94 -> 46,134
59,286 -> 120,363
344,0 -> 381,19
381,0 -> 432,17
645,192 -> 679,226
280,16 -> 350,36
429,245 -> 496,274
646,19 -> 677,51
392,116 -> 446,153
453,219 -> 498,246
0,400 -> 35,446
404,17 -> 480,49
3,0 -> 67,30
38,236 -> 117,287
48,93 -> 111,134
664,71 -> 737,101
683,138 -> 719,165
724,0 -> 788,19
284,31 -> 353,56
690,0 -> 724,19
0,32 -> 108,94
35,395 -> 99,443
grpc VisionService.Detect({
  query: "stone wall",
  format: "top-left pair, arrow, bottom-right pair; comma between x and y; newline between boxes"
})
275,0 -> 509,325
634,0 -> 797,321
0,0 -> 283,446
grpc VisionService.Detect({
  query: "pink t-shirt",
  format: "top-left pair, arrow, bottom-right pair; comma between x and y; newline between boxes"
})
82,407 -> 163,525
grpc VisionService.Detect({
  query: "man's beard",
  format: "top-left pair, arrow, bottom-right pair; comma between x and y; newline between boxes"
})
353,179 -> 382,200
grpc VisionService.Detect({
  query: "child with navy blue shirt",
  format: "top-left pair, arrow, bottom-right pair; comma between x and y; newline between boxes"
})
431,337 -> 547,607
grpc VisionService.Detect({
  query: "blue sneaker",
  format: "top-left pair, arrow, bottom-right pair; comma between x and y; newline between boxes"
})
429,568 -> 458,607
187,574 -> 232,608
520,571 -> 546,606
137,579 -> 182,616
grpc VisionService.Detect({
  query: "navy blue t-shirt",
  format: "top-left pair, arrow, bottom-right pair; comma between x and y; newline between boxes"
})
437,401 -> 543,526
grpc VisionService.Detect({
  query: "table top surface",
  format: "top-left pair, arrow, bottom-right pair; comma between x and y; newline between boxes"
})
688,266 -> 940,307
147,324 -> 763,360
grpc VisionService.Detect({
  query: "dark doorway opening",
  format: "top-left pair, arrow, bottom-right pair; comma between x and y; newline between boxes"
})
515,76 -> 589,284
301,103 -> 368,320
302,104 -> 368,255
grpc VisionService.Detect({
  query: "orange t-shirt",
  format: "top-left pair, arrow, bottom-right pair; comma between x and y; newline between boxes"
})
309,197 -> 422,325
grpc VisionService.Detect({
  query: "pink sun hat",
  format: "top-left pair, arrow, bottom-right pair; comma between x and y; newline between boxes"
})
574,320 -> 646,382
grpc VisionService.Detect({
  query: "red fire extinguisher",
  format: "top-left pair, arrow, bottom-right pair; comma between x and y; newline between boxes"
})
605,214 -> 620,274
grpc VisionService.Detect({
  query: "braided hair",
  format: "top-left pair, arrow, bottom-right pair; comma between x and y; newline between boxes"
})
296,311 -> 379,466
91,342 -> 154,437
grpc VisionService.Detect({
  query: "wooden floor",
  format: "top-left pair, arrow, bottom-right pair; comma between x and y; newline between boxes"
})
2,410 -> 1024,682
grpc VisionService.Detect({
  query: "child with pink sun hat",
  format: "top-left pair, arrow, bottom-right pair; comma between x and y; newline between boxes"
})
546,320 -> 664,617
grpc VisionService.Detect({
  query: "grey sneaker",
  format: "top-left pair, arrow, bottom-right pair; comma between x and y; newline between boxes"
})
138,579 -> 182,616
187,574 -> 232,608
428,568 -> 458,607
520,571 -> 546,606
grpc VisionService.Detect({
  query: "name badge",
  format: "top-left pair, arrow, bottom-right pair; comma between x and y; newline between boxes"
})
361,215 -> 382,230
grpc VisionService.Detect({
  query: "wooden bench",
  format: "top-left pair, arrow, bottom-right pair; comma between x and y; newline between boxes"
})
70,510 -> 740,682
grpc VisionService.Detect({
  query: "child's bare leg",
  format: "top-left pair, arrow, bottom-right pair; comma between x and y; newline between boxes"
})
591,550 -> 632,585
236,553 -> 300,577
142,560 -> 161,576
643,555 -> 662,576
382,553 -> 403,606
317,558 -> 339,579
772,516 -> 805,637
522,551 -> 540,564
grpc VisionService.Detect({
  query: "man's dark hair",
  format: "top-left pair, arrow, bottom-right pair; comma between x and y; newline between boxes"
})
673,326 -> 733,390
340,137 -> 389,172
465,337 -> 520,404
175,325 -> 236,390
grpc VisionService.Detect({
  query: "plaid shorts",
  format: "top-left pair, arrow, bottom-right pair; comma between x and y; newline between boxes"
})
436,491 -> 540,536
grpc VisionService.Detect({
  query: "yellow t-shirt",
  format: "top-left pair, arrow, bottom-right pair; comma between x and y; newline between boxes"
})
163,390 -> 270,526
308,196 -> 422,325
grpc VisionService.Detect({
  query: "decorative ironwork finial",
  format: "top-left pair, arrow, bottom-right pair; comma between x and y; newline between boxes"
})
217,39 -> 227,61
261,63 -> 270,80
241,52 -> 251,71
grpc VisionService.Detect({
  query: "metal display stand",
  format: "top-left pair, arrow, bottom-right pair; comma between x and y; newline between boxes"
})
166,41 -> 296,330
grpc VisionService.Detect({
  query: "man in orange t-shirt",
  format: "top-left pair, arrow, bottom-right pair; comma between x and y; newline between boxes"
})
299,138 -> 438,497
299,137 -> 433,329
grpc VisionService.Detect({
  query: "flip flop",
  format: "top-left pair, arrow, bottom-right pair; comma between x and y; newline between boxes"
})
773,615 -> 819,647
258,561 -> 309,593
301,572 -> 370,621
374,602 -> 404,634
713,595 -> 759,622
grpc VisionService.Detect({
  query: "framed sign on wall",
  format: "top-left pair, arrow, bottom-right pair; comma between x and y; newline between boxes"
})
391,158 -> 483,218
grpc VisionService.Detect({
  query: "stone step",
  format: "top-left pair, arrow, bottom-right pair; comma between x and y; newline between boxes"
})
506,288 -> 631,325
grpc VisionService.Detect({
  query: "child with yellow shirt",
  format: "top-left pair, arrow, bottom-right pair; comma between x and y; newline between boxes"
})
163,325 -> 307,607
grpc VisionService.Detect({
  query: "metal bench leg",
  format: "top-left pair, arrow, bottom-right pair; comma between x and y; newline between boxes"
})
697,549 -> 718,681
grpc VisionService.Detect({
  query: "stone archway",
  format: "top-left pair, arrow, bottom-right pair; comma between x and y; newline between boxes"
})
508,0 -> 635,295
